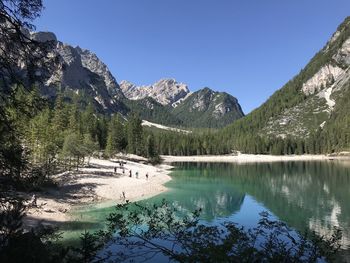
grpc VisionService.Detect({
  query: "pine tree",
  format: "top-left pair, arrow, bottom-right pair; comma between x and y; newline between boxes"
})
82,102 -> 97,138
106,115 -> 126,157
82,133 -> 98,165
145,134 -> 157,158
127,113 -> 143,155
62,132 -> 83,170
68,99 -> 82,134
96,117 -> 108,150
52,93 -> 67,132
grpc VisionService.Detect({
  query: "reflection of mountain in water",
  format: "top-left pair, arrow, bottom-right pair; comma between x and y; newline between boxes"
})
224,161 -> 350,249
167,161 -> 350,249
143,163 -> 246,221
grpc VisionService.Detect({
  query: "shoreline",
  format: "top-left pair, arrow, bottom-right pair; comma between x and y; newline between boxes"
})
24,157 -> 173,227
162,153 -> 350,163
24,153 -> 350,228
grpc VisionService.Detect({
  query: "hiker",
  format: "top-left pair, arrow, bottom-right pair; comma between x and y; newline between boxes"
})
146,173 -> 149,180
30,194 -> 37,207
129,170 -> 132,178
114,166 -> 117,173
136,171 -> 139,179
122,191 -> 126,201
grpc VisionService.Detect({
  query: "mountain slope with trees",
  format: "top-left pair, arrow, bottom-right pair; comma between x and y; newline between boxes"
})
171,87 -> 244,128
215,16 -> 350,154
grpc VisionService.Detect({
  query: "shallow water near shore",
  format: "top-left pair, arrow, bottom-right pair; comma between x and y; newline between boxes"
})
60,161 -> 350,259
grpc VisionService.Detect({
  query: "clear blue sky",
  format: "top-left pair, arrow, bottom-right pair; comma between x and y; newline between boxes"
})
35,0 -> 350,113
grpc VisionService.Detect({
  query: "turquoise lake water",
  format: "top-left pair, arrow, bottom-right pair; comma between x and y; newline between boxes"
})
60,161 -> 350,258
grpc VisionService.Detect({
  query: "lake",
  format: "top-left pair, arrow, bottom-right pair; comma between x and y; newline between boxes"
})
61,161 -> 350,259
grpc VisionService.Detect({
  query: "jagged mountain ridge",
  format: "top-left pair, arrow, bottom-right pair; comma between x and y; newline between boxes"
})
120,79 -> 190,107
30,31 -> 127,113
25,29 -> 245,128
120,79 -> 245,128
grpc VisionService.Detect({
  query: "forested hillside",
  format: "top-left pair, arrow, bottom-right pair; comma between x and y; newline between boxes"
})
123,97 -> 183,126
218,16 -> 350,154
171,88 -> 244,128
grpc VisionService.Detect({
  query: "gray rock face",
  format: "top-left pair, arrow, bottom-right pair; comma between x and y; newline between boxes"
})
35,32 -> 126,113
78,47 -> 123,98
333,38 -> 350,66
120,79 -> 190,106
301,35 -> 350,97
30,31 -> 57,42
301,64 -> 345,96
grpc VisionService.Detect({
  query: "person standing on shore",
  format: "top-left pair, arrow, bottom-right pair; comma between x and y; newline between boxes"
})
129,170 -> 132,178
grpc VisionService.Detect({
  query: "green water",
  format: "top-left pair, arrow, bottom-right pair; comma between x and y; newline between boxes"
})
61,161 -> 350,252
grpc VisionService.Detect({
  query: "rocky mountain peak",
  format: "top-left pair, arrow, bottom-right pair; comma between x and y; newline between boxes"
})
27,29 -> 127,113
189,87 -> 242,117
171,87 -> 244,128
120,78 -> 190,106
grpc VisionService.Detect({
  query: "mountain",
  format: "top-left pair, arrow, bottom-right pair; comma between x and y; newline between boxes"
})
28,31 -> 128,114
120,79 -> 190,107
172,88 -> 244,128
120,79 -> 244,128
222,16 -> 350,153
21,29 -> 244,128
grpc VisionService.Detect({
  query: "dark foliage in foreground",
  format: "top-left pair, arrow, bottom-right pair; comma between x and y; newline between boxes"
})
78,200 -> 342,263
0,196 -> 343,262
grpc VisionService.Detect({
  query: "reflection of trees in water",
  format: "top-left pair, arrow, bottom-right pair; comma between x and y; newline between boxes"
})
172,191 -> 245,221
167,161 -> 350,248
146,163 -> 246,221
213,161 -> 350,249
